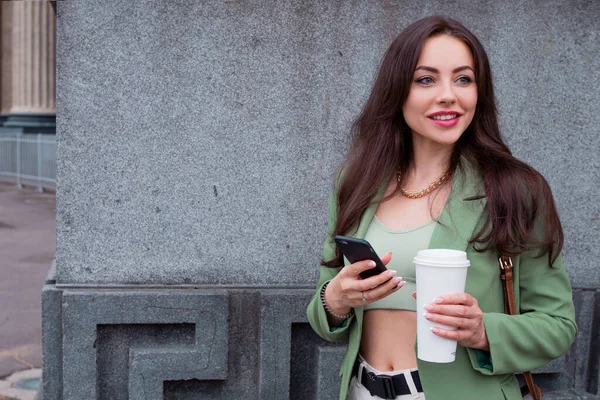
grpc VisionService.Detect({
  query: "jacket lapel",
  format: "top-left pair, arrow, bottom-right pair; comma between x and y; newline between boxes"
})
429,160 -> 487,251
352,180 -> 388,323
353,181 -> 389,240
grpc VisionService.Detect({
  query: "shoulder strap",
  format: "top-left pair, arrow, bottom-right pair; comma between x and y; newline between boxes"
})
499,256 -> 543,400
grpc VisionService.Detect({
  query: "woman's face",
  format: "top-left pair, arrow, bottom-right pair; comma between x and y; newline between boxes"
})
402,35 -> 478,149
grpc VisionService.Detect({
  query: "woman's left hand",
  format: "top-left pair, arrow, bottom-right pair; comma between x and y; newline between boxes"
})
415,292 -> 489,351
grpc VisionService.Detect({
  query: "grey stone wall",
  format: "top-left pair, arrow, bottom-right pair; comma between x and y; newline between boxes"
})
42,0 -> 600,399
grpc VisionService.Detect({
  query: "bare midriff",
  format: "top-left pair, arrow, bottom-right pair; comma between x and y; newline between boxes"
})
358,174 -> 450,371
360,309 -> 417,371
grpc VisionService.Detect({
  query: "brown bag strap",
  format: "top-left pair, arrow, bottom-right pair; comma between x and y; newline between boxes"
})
499,256 -> 543,400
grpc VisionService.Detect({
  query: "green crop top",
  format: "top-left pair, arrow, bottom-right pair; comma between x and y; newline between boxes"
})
363,216 -> 436,312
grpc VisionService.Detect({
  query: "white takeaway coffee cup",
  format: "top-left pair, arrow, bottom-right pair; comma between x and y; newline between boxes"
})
414,249 -> 470,363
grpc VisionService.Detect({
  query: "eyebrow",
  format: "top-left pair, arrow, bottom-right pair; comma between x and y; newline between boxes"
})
415,65 -> 474,74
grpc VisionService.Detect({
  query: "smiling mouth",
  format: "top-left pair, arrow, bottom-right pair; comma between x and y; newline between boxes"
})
428,114 -> 460,127
429,114 -> 458,120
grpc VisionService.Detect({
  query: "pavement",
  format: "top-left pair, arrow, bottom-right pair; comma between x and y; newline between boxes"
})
0,182 -> 56,399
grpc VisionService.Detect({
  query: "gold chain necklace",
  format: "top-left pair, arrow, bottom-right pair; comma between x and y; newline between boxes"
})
396,170 -> 451,199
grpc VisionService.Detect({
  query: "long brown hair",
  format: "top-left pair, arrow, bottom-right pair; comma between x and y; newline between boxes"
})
325,15 -> 563,268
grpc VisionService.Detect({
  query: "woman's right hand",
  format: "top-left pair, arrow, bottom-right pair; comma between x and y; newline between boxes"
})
325,252 -> 404,316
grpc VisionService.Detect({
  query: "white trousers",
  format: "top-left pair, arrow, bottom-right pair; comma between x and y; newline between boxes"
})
347,355 -> 426,400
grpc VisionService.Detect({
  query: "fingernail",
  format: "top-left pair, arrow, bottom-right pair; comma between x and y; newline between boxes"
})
424,304 -> 433,311
387,270 -> 396,277
368,261 -> 376,267
430,327 -> 439,333
433,297 -> 443,304
424,312 -> 432,319
393,277 -> 401,284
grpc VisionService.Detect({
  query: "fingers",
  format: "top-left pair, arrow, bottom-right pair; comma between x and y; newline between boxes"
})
422,294 -> 481,326
356,269 -> 398,291
380,251 -> 392,266
431,293 -> 474,306
342,259 -> 378,278
422,292 -> 487,349
337,268 -> 394,301
365,275 -> 404,301
431,325 -> 475,341
424,312 -> 479,330
411,293 -> 474,304
429,320 -> 488,350
424,304 -> 481,319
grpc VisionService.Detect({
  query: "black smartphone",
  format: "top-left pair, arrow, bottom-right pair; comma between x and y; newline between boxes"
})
333,235 -> 388,279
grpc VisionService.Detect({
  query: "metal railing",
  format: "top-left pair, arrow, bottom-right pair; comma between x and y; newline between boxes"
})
0,132 -> 56,192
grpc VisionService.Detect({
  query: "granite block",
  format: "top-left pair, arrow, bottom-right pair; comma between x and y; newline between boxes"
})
46,0 -> 600,399
163,290 -> 262,399
258,290 -> 311,399
40,286 -> 592,399
317,346 -> 347,400
571,289 -> 600,394
97,324 -> 195,400
40,285 -> 62,400
55,0 -> 599,286
60,290 -> 228,400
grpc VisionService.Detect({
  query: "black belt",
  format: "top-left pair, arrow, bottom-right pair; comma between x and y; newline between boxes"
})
353,360 -> 423,399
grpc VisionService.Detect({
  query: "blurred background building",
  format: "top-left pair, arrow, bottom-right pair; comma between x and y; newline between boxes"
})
0,2 -> 57,399
0,1 -> 56,191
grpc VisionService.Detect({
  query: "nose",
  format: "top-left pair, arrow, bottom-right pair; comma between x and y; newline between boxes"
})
436,80 -> 457,104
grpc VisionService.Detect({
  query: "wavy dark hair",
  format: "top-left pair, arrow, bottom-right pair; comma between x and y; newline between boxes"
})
324,15 -> 563,268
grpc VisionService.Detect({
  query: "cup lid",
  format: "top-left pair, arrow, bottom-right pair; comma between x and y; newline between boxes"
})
413,249 -> 470,267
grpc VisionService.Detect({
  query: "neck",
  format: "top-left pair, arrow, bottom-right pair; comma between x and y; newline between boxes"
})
405,135 -> 454,185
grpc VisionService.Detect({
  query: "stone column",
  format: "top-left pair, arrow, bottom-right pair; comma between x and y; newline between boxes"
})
2,1 -> 55,133
1,2 -> 13,121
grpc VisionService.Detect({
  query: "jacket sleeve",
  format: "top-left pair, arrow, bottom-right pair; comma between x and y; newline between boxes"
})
306,189 -> 355,342
467,250 -> 577,375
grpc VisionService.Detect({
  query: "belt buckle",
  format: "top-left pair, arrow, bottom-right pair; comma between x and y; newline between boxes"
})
364,372 -> 378,397
379,374 -> 397,399
363,369 -> 398,399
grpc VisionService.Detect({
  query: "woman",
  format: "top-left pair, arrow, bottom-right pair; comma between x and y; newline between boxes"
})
306,16 -> 577,400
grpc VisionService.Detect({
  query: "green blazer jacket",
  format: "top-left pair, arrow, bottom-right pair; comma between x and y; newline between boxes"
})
306,161 -> 577,400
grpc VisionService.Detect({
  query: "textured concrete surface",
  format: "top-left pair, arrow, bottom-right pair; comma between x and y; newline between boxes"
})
38,287 -> 600,399
55,0 -> 600,287
56,291 -> 227,400
0,183 -> 55,378
47,0 -> 600,399
41,288 -> 353,399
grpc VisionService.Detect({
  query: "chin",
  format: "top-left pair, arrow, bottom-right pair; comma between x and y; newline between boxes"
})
411,124 -> 467,147
439,127 -> 468,144
430,132 -> 463,147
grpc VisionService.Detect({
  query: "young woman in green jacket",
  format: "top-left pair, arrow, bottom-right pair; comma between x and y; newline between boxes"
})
306,16 -> 577,400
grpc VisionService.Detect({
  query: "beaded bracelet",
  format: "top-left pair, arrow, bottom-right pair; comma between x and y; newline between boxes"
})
321,281 -> 354,320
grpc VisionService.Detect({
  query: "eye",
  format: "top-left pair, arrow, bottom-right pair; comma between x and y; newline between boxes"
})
456,76 -> 473,84
416,76 -> 434,85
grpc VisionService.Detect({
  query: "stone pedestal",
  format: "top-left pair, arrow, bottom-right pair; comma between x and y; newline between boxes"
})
41,1 -> 600,399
